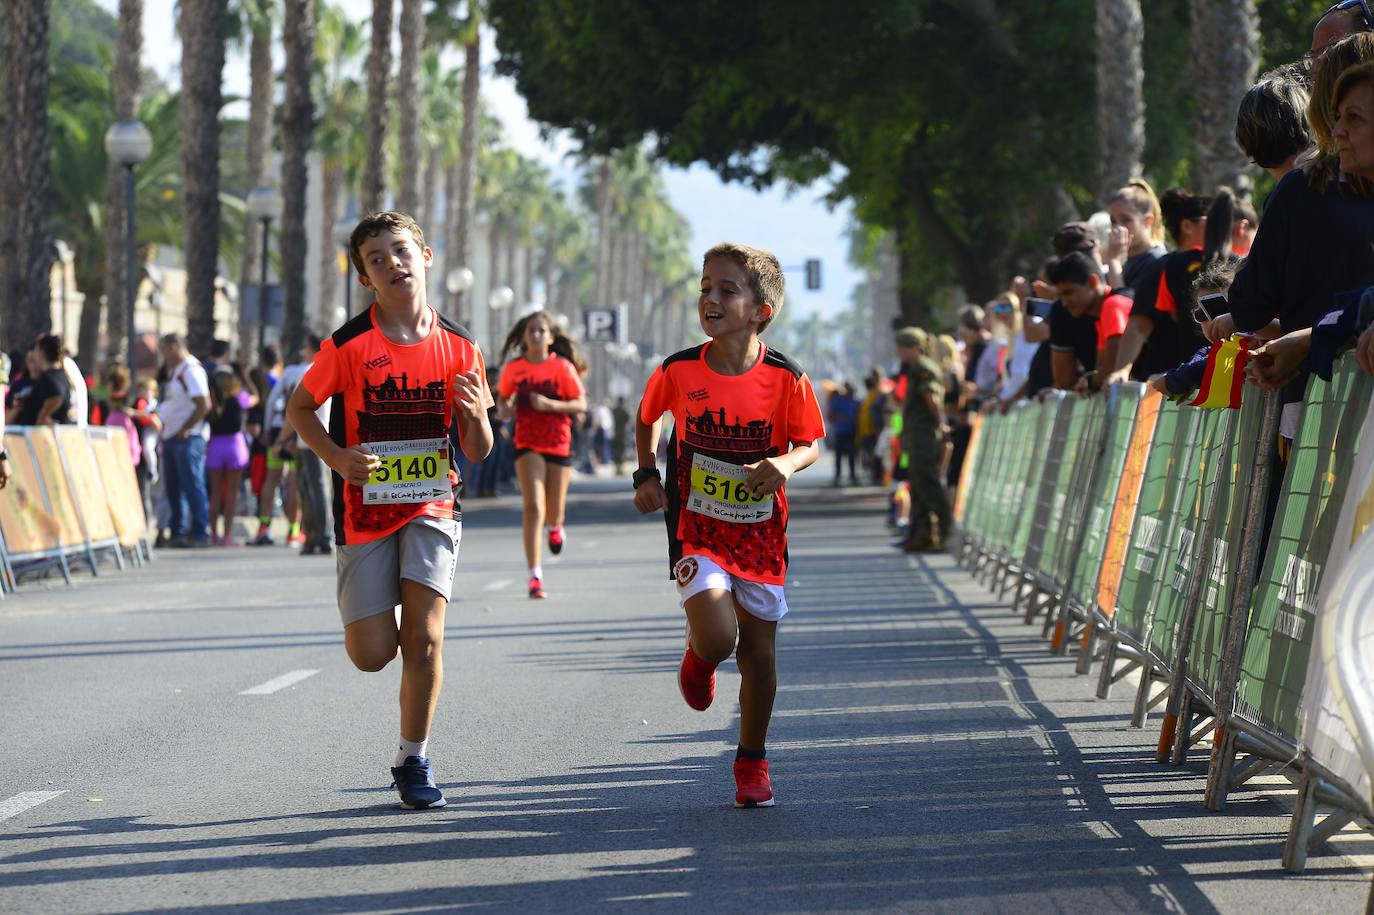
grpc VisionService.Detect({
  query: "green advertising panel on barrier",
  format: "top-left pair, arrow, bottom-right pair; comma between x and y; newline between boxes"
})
959,415 -> 995,542
1023,397 -> 1075,573
983,409 -> 1022,551
1147,407 -> 1230,668
1045,396 -> 1108,588
1187,385 -> 1265,698
1233,362 -> 1374,741
1067,385 -> 1141,608
1036,398 -> 1090,584
1111,402 -> 1195,647
1011,399 -> 1058,561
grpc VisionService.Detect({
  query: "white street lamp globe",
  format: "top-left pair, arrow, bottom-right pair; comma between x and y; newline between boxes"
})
246,185 -> 284,222
104,119 -> 153,166
331,217 -> 354,248
488,285 -> 515,310
446,267 -> 475,295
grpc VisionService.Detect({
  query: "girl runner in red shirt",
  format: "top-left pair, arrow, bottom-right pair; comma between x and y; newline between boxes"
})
497,311 -> 587,598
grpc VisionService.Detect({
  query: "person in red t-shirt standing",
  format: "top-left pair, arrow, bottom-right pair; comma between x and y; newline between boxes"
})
497,311 -> 587,599
287,212 -> 494,810
634,242 -> 826,809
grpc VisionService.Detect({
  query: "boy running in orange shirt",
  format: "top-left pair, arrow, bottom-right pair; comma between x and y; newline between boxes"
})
633,243 -> 825,808
286,212 -> 494,809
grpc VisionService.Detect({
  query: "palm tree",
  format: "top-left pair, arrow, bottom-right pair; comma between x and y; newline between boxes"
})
95,0 -> 145,370
361,0 -> 393,213
1094,0 -> 1145,204
2,0 -> 54,351
393,0 -> 424,214
232,0 -> 275,358
1190,0 -> 1259,195
280,0 -> 317,355
314,3 -> 366,330
429,0 -> 483,315
179,0 -> 230,356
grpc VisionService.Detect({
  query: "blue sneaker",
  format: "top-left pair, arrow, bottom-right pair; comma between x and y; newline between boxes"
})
389,756 -> 447,809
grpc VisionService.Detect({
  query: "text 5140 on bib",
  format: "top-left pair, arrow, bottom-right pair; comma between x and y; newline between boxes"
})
362,438 -> 450,503
687,453 -> 773,523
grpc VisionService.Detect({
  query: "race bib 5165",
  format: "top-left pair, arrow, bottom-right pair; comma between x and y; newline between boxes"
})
687,453 -> 773,524
362,437 -> 450,503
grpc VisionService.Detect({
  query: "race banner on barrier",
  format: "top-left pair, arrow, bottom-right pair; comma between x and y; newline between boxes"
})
1095,388 -> 1162,621
24,428 -> 86,549
1303,367 -> 1374,802
54,426 -> 119,546
1233,362 -> 1374,743
0,431 -> 63,559
1067,385 -> 1141,610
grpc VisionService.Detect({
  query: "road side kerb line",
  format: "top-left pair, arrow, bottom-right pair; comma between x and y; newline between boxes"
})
239,669 -> 321,695
0,791 -> 66,822
481,578 -> 513,592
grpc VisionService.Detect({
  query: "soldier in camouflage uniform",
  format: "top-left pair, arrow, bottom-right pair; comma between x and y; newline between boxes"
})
895,327 -> 952,552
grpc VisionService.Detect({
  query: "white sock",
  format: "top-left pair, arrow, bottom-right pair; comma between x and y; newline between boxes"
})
395,736 -> 428,767
547,524 -> 561,533
530,565 -> 543,580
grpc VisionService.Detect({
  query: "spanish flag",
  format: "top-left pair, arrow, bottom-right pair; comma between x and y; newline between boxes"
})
1187,335 -> 1253,410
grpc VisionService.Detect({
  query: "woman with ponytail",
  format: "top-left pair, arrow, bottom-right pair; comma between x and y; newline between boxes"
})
1103,188 -> 1212,382
497,311 -> 588,599
1104,179 -> 1168,296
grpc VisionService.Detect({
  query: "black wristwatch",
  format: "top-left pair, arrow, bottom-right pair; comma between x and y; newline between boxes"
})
0,450 -> 8,461
632,467 -> 661,489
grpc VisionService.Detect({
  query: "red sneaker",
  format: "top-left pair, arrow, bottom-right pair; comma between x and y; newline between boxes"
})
528,577 -> 546,599
677,644 -> 715,711
547,526 -> 565,555
733,757 -> 775,808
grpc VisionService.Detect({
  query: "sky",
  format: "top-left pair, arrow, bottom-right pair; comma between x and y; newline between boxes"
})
94,0 -> 862,319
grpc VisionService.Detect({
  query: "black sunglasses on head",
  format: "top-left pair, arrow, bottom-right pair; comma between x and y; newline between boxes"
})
1324,0 -> 1374,28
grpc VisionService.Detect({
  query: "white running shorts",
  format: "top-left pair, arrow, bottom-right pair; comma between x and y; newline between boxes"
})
672,553 -> 788,622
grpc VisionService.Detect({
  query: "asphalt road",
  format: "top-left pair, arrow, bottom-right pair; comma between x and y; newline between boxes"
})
1,474 -> 1371,913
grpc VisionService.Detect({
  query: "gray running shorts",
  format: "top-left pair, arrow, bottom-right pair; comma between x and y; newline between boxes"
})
335,515 -> 461,626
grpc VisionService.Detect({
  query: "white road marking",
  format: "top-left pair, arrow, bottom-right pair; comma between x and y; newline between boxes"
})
239,669 -> 320,695
0,791 -> 65,821
584,540 -> 600,549
482,578 -> 513,592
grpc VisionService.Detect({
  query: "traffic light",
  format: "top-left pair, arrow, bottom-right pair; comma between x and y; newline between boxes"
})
805,258 -> 821,291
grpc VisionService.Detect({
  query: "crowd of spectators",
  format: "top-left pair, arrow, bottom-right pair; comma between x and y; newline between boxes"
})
852,2 -> 1374,552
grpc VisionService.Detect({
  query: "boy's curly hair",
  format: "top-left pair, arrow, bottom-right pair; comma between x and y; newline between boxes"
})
349,211 -> 427,278
703,242 -> 785,333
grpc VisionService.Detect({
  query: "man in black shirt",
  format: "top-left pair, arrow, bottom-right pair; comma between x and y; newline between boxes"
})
14,335 -> 71,425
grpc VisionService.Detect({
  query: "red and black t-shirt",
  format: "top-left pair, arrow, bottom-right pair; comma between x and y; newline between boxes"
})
1130,247 -> 1206,377
639,342 -> 826,586
301,303 -> 494,546
498,355 -> 584,457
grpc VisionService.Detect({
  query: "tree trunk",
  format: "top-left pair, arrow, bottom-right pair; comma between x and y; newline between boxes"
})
1094,0 -> 1145,204
487,218 -> 501,351
417,143 -> 440,238
522,239 -> 535,310
541,229 -> 555,316
453,37 -> 480,310
361,0 -> 393,214
594,159 -> 612,307
318,160 -> 343,331
280,0 -> 316,355
1190,0 -> 1259,195
2,0 -> 53,351
179,0 -> 228,358
443,160 -> 460,318
99,0 -> 144,370
504,229 -> 518,307
237,16 -> 273,360
394,0 -> 424,214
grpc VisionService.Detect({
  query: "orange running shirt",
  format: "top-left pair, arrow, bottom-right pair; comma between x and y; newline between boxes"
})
301,304 -> 494,546
498,355 -> 584,457
639,342 -> 826,586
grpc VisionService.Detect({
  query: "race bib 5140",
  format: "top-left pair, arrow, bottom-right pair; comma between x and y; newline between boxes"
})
687,453 -> 773,524
362,437 -> 450,503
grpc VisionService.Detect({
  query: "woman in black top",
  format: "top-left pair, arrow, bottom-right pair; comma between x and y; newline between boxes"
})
14,335 -> 71,425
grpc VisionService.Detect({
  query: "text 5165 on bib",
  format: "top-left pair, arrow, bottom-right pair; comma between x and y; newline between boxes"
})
687,453 -> 773,523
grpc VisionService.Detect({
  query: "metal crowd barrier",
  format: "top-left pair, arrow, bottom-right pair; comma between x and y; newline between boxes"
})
952,357 -> 1374,877
0,425 -> 151,592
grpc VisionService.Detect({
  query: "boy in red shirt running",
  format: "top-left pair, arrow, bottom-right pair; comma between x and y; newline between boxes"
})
634,242 -> 825,808
286,212 -> 494,809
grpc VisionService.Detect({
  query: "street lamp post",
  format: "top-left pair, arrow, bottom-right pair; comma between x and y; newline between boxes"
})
52,240 -> 74,343
446,267 -> 474,322
487,284 -> 515,355
332,218 -> 354,318
104,120 -> 153,372
246,185 -> 283,361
